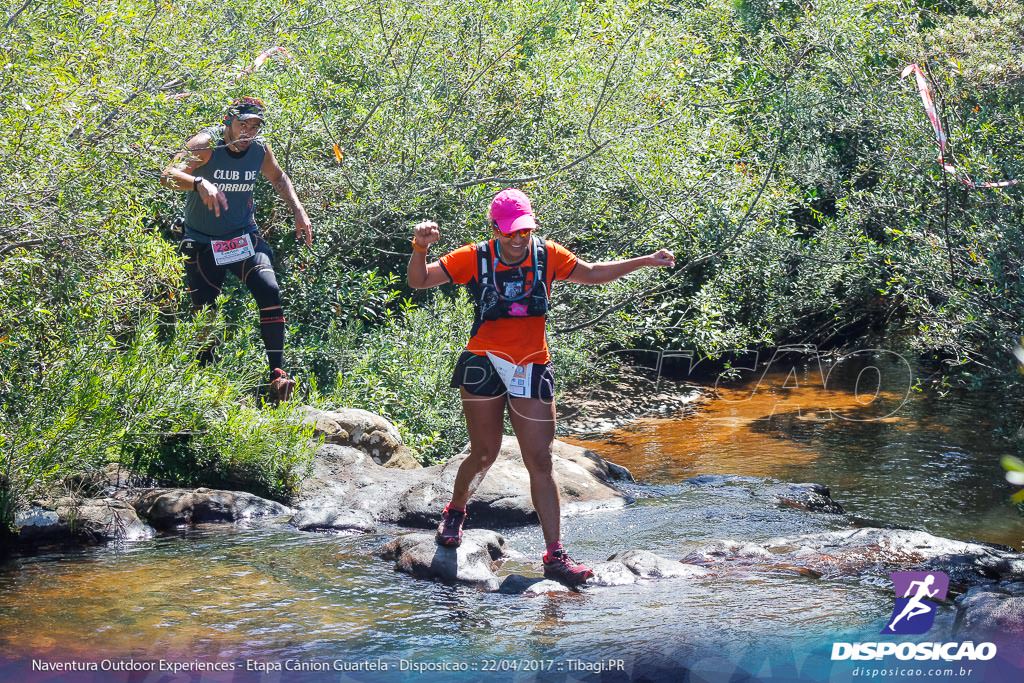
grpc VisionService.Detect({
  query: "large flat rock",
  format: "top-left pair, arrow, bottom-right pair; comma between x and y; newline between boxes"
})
296,435 -> 632,528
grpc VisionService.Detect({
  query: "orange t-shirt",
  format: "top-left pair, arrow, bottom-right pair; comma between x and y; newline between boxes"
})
439,239 -> 578,366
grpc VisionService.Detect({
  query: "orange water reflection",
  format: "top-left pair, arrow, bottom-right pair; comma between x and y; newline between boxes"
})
0,538 -> 397,660
566,369 -> 908,482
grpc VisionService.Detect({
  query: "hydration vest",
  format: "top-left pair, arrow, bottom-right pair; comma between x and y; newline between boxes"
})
468,236 -> 550,336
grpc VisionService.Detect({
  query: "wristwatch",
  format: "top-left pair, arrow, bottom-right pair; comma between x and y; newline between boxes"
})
192,176 -> 205,191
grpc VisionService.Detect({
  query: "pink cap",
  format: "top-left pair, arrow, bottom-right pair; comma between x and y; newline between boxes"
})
489,188 -> 537,234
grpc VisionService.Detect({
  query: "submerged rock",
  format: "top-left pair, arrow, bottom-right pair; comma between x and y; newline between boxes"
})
128,488 -> 292,529
296,436 -> 631,528
378,530 -> 508,589
682,528 -> 1024,586
771,482 -> 845,514
685,475 -> 845,514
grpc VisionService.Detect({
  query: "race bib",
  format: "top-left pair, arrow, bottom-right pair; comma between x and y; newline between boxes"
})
508,363 -> 533,397
211,234 -> 255,266
486,352 -> 534,398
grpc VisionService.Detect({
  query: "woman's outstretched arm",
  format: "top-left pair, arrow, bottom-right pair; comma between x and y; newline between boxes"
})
566,249 -> 675,285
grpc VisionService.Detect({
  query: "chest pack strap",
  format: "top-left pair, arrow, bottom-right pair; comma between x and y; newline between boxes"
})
475,236 -> 548,293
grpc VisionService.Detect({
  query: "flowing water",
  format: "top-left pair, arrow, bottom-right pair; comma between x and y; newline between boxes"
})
1,354 -> 1022,681
566,354 -> 1024,550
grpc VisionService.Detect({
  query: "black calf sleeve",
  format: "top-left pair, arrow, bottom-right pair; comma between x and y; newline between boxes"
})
259,306 -> 286,371
181,234 -> 287,373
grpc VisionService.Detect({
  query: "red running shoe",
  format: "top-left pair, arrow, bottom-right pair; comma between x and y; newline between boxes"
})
268,368 -> 295,403
435,505 -> 466,547
543,549 -> 594,586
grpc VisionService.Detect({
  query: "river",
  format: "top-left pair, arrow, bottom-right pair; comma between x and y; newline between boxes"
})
1,353 -> 1021,681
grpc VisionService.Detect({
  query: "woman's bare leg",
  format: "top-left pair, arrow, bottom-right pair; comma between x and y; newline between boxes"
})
507,395 -> 559,546
448,388 -> 506,508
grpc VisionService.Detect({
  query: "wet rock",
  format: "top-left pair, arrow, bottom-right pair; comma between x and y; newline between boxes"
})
296,436 -> 630,528
588,561 -> 640,586
849,516 -> 926,532
302,407 -> 421,468
954,582 -> 1024,639
290,506 -> 376,533
684,528 -> 1024,586
378,530 -> 508,588
680,540 -> 773,564
128,488 -> 292,529
14,498 -> 154,544
497,575 -> 572,595
772,483 -> 845,514
686,474 -> 738,487
608,549 -> 709,579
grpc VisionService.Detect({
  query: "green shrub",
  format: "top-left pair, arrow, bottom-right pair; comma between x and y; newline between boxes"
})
0,309 -> 317,531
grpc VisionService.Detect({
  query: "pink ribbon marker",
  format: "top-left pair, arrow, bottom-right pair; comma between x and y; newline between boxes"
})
901,63 -> 1018,189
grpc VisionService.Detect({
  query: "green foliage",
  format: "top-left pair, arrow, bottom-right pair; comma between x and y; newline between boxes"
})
3,0 -> 1024,527
326,291 -> 474,464
1003,455 -> 1024,504
0,309 -> 316,516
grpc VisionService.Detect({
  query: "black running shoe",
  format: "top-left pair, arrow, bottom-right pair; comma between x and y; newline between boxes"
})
435,504 -> 466,547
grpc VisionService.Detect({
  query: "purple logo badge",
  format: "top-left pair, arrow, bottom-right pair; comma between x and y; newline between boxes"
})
882,571 -> 949,635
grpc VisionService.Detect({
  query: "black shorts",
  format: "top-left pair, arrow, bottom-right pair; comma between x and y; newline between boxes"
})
450,351 -> 555,400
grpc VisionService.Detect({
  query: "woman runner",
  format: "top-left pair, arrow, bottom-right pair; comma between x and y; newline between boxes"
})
407,188 -> 675,586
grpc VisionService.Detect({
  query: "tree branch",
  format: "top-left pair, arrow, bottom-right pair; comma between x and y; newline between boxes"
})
0,232 -> 94,258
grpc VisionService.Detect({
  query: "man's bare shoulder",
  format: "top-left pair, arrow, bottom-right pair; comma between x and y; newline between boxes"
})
184,131 -> 215,153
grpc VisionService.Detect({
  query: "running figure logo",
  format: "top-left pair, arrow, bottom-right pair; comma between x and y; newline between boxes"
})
882,571 -> 949,635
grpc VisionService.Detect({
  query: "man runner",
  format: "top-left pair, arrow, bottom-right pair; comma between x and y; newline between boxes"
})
160,96 -> 312,402
408,188 -> 675,586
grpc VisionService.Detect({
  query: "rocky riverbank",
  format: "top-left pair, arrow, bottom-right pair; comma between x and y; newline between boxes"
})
6,401 -> 1024,638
